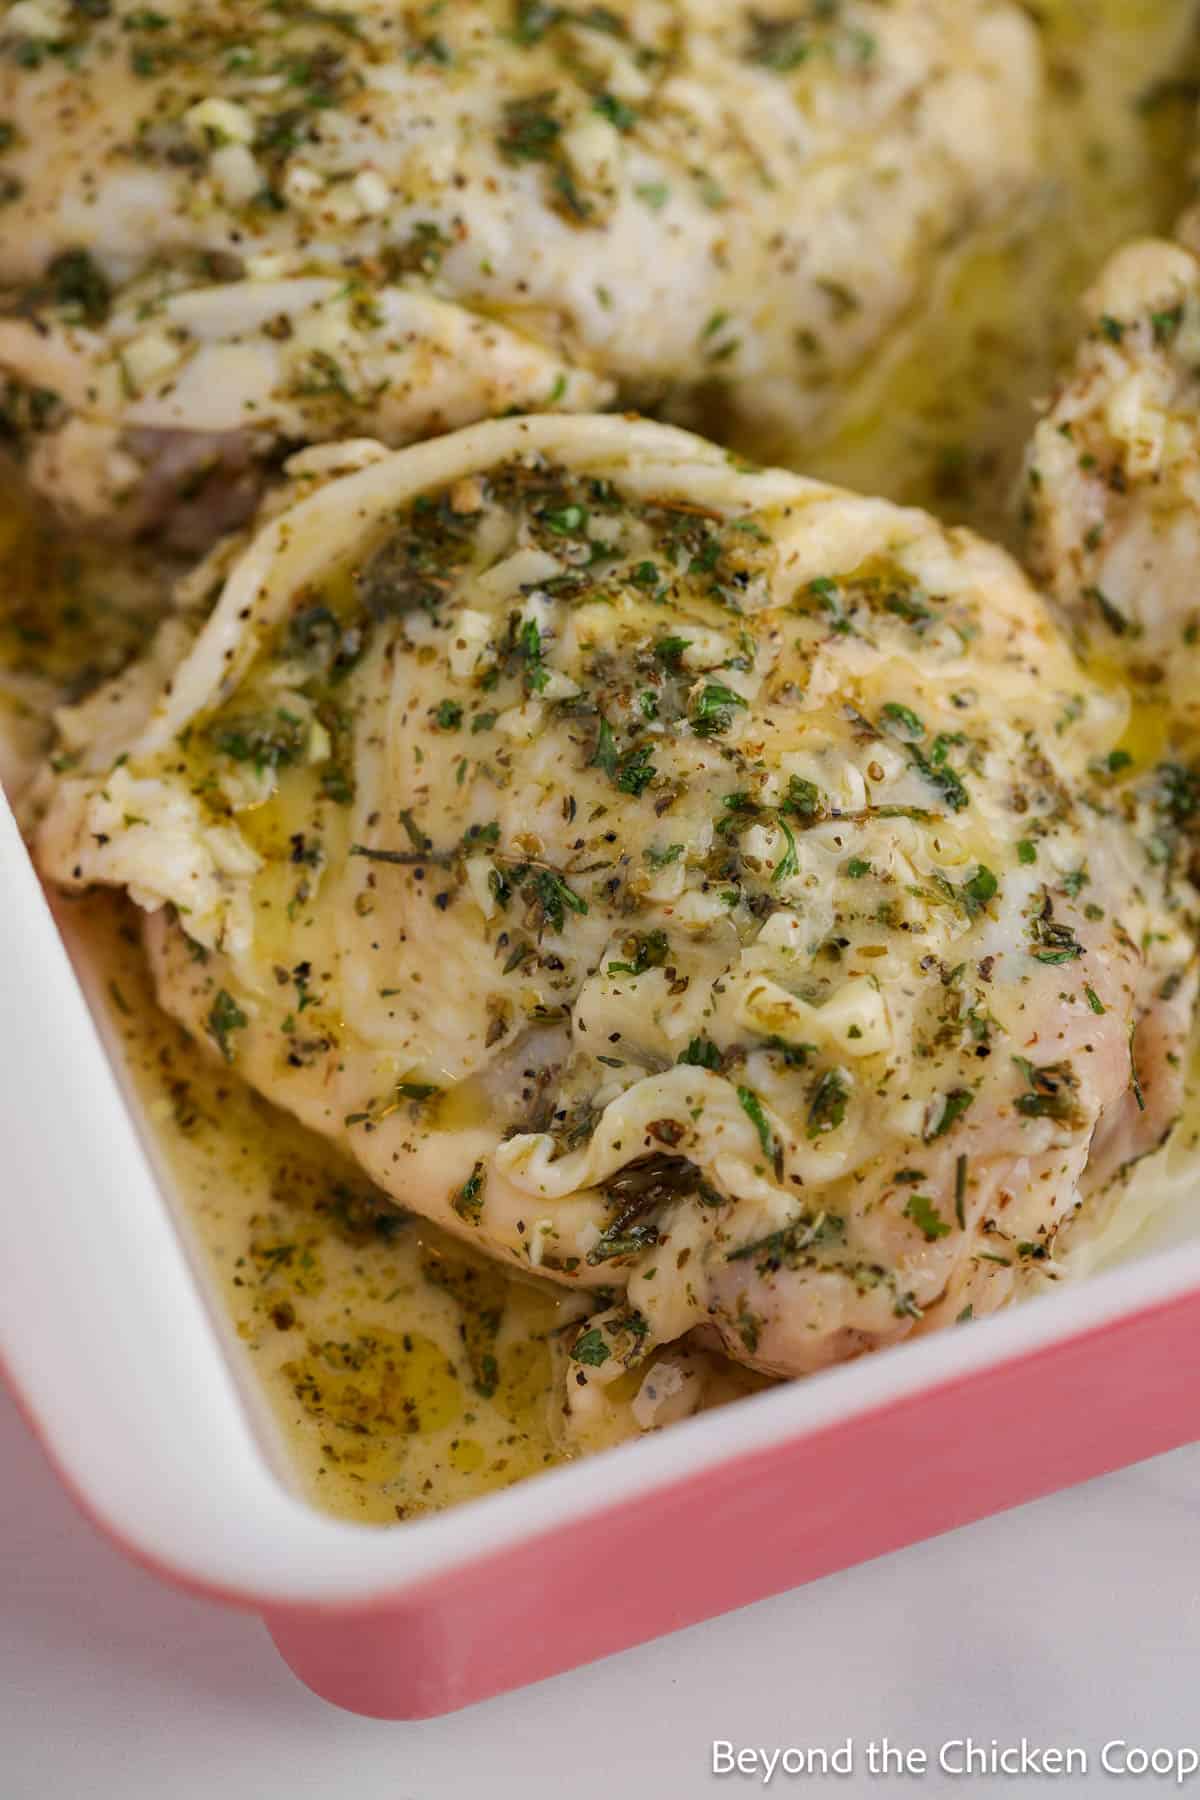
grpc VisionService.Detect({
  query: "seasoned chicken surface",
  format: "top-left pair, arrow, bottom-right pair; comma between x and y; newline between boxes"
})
1024,236 -> 1200,740
0,0 -> 1039,536
34,416 -> 1195,1424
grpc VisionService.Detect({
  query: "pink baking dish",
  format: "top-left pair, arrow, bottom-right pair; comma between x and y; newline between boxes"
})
4,783 -> 1200,1720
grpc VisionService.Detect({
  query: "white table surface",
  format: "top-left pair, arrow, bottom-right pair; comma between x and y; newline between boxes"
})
2,1375 -> 1198,1800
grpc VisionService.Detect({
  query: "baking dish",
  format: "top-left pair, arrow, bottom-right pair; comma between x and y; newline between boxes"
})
4,783 -> 1200,1720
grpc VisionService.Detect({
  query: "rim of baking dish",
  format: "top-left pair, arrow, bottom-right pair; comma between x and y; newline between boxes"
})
3,787 -> 1200,1611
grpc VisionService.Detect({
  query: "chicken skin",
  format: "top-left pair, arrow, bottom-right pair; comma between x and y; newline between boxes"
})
0,0 -> 1039,538
34,415 -> 1195,1423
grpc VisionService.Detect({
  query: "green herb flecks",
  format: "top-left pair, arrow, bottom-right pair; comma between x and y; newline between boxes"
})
590,715 -> 619,779
934,864 -> 999,919
607,930 -> 669,978
531,868 -> 588,933
807,1068 -> 849,1140
434,699 -> 463,731
1130,1030 -> 1146,1113
207,988 -> 248,1063
910,743 -> 969,812
1013,1057 -> 1083,1127
616,743 -> 656,796
571,1326 -> 611,1367
903,1193 -> 951,1242
923,1087 -> 974,1141
1085,585 -> 1134,637
515,615 -> 550,693
211,709 -> 308,773
726,1210 -> 846,1270
585,1220 -> 659,1266
47,249 -> 111,324
691,682 -> 748,739
738,1084 -> 781,1175
653,634 -> 691,668
772,817 -> 799,884
453,1160 -> 486,1224
497,89 -> 562,162
880,701 -> 925,741
1029,894 -> 1083,965
782,775 -> 823,820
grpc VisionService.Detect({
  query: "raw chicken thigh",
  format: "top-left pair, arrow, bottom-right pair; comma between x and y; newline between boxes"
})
35,414 -> 1196,1425
0,0 -> 1040,537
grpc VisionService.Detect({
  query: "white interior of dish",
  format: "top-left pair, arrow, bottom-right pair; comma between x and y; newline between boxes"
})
4,786 -> 1200,1608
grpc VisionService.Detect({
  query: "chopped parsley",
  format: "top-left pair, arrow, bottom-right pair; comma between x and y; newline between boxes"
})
540,500 -> 587,535
593,91 -> 636,131
772,817 -> 799,884
782,775 -> 823,819
515,615 -> 549,692
607,930 -> 669,978
453,1160 -> 486,1223
960,864 -> 999,917
571,1326 -> 611,1367
654,634 -> 691,668
691,682 -> 748,738
904,1193 -> 951,1242
532,868 -> 588,932
880,701 -> 925,741
738,1084 -> 779,1170
592,719 -> 656,796
497,89 -> 561,162
47,249 -> 111,324
207,989 -> 248,1063
1152,305 -> 1184,346
616,743 -> 657,796
590,716 -> 619,779
211,709 -> 307,772
910,744 -> 969,812
807,1068 -> 849,1140
923,1087 -> 974,1141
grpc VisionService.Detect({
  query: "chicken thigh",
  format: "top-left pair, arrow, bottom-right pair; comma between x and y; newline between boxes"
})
1024,235 -> 1200,736
0,0 -> 1040,537
35,415 -> 1195,1425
